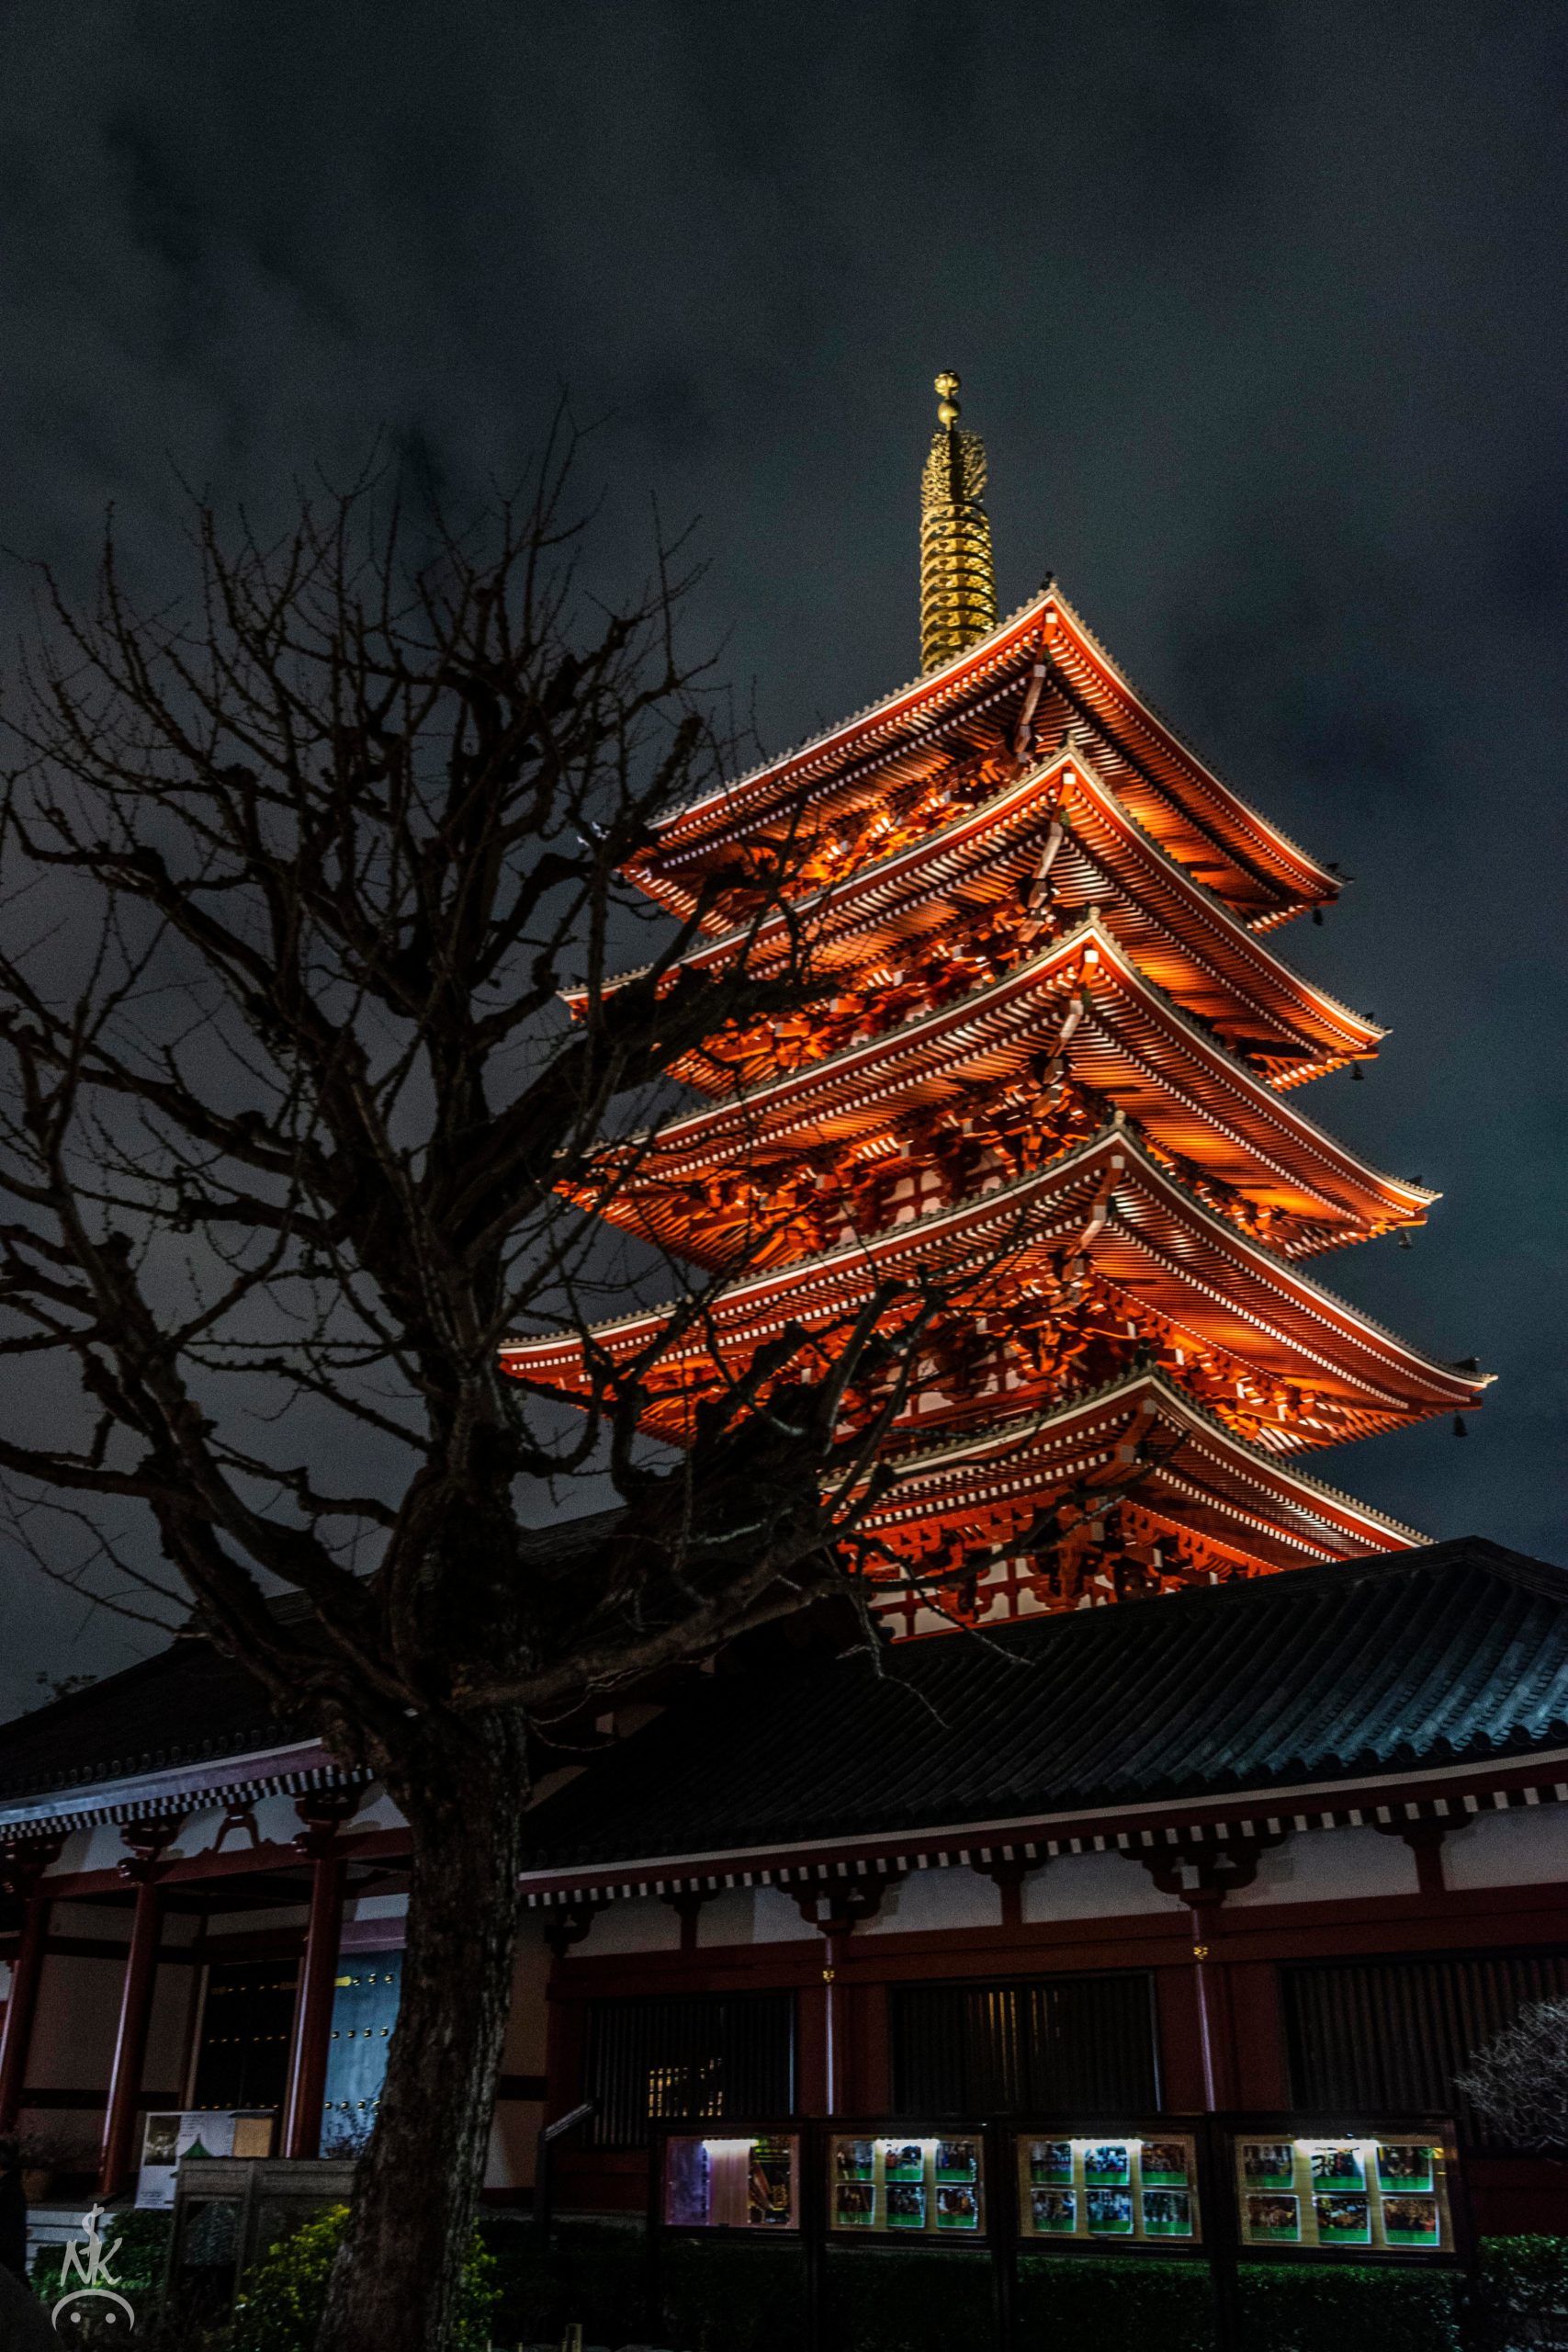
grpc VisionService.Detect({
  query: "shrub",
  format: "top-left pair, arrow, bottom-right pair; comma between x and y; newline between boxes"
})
1473,2234 -> 1568,2350
29,2209 -> 173,2313
1234,2260 -> 1463,2352
223,2205 -> 497,2352
479,2214 -> 647,2347
660,2236 -> 806,2352
1017,2252 -> 1215,2351
823,2245 -> 993,2352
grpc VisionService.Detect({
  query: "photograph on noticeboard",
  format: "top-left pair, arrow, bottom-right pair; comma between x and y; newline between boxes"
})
1029,2140 -> 1074,2186
1244,2191 -> 1303,2244
1240,2141 -> 1296,2191
1141,2141 -> 1190,2188
1377,2143 -> 1435,2192
836,2183 -> 876,2228
1030,2188 -> 1078,2233
1141,2188 -> 1193,2238
886,2181 -> 927,2229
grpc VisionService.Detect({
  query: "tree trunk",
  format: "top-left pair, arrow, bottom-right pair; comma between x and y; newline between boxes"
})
317,1713 -> 528,2352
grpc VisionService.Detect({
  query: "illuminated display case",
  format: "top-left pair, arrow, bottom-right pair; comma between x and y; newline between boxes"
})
1231,2131 -> 1455,2256
1014,2128 -> 1203,2249
828,2132 -> 987,2237
662,2132 -> 801,2231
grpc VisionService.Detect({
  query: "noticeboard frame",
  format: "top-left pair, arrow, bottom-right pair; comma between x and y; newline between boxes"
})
821,2116 -> 997,2245
1213,2109 -> 1469,2270
649,2115 -> 809,2239
642,2108 -> 1471,2352
1007,2113 -> 1214,2261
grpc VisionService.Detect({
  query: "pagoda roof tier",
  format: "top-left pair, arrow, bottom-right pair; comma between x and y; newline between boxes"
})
587,743 -> 1381,1082
592,919 -> 1430,1261
502,1128 -> 1487,1450
859,1370 -> 1425,1573
637,585 -> 1338,925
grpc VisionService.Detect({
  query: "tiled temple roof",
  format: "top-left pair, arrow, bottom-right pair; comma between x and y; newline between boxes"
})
0,1641 -> 286,1807
6,1538 -> 1562,1857
518,1538 -> 1568,1868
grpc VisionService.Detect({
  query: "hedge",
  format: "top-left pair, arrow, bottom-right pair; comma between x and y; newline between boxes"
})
1017,2252 -> 1215,2352
1234,2261 -> 1463,2352
660,2236 -> 807,2352
823,2245 -> 994,2352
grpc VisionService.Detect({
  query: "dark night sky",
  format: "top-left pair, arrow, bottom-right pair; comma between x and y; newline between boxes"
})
0,0 -> 1563,1713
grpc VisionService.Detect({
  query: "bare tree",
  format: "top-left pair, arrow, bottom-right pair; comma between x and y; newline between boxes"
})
1458,2000 -> 1568,2151
0,464 -> 934,2352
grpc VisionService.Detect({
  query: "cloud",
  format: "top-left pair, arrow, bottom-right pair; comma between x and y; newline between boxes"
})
0,0 -> 1562,1706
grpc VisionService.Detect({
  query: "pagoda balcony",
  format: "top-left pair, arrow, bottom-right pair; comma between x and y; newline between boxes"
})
583,741 -> 1381,1088
503,1126 -> 1487,1453
581,916 -> 1432,1269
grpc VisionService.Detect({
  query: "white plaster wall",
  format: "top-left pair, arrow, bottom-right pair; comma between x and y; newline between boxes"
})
28,1954 -> 121,2087
48,1827 -> 95,1879
695,1888 -> 818,1947
1023,1849 -> 1180,1922
168,1789 -> 321,1860
45,1783 -> 409,1876
344,1786 -> 404,1834
1225,1825 -> 1416,1906
1443,1804 -> 1568,1891
66,1824 -> 127,1877
860,1868 -> 1001,1936
576,1896 -> 680,1955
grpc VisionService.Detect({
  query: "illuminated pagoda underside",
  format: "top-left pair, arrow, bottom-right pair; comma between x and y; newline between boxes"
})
506,401 -> 1484,1634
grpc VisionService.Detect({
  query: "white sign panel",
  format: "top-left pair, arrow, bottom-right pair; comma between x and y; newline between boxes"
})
135,2109 -> 275,2209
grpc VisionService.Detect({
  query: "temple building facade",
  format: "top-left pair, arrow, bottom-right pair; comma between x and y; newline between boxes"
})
0,387 -> 1560,2252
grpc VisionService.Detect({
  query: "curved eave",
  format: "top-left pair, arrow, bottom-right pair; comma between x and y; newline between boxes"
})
646,592 -> 1056,858
1054,748 -> 1380,1068
1041,589 -> 1338,910
598,919 -> 1429,1250
861,1371 -> 1426,1561
502,1127 -> 1488,1427
636,582 -> 1338,917
583,746 -> 1379,1071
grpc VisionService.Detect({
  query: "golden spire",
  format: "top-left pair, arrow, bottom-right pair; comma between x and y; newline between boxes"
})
919,370 -> 998,673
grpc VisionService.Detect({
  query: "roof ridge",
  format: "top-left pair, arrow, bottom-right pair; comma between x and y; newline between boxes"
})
658,588 -> 1054,825
1046,584 -> 1332,889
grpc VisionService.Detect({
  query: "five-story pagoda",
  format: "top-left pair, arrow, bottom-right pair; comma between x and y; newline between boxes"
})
504,379 -> 1486,1636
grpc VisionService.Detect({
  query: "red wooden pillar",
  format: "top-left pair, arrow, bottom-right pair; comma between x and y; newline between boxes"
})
282,1792 -> 359,2159
1136,1833 -> 1284,2111
0,1839 -> 62,2133
1187,1890 -> 1235,2111
98,1817 -> 184,2196
793,1882 -> 889,2118
98,1880 -> 164,2194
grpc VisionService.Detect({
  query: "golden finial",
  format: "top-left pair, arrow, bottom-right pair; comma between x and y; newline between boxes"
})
919,371 -> 997,673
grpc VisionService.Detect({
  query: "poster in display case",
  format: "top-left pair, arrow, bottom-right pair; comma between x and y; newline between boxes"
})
663,2132 -> 800,2230
828,2133 -> 987,2237
1015,2130 -> 1202,2250
1230,2132 -> 1453,2256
